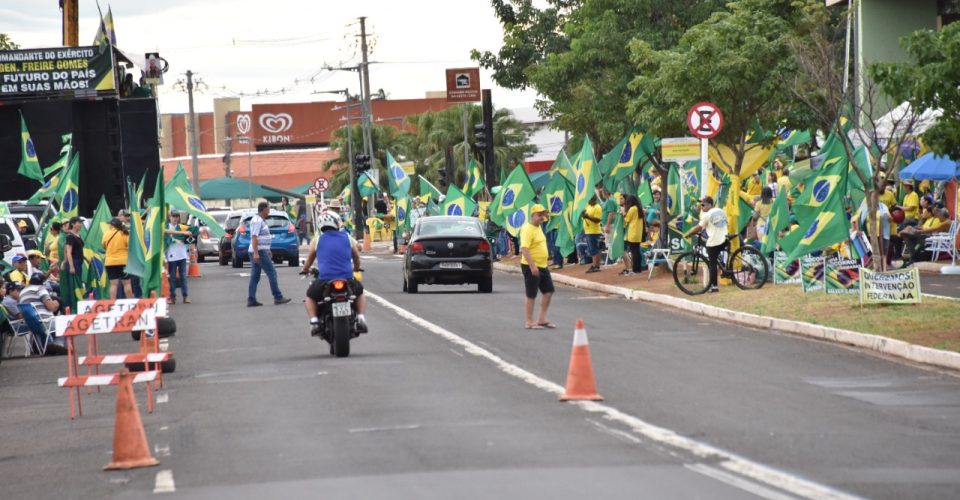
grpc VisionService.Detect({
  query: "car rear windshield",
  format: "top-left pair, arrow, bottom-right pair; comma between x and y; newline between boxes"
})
212,212 -> 229,225
12,215 -> 37,235
241,215 -> 290,229
417,220 -> 483,237
224,215 -> 243,230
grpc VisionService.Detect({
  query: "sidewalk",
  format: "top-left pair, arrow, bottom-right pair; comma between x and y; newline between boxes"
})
494,256 -> 960,373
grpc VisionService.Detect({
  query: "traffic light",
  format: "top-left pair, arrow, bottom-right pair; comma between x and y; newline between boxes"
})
354,154 -> 371,173
437,167 -> 447,188
473,123 -> 487,150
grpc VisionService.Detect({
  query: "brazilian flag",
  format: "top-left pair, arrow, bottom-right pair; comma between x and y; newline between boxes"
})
386,151 -> 411,198
599,127 -> 656,192
761,186 -> 790,254
495,165 -> 536,220
441,184 -> 476,217
783,163 -> 850,262
462,158 -> 485,198
82,196 -> 112,299
793,143 -> 848,222
608,214 -> 625,262
394,196 -> 411,232
505,203 -> 531,238
165,163 -> 225,237
419,176 -> 443,203
54,152 -> 80,221
357,172 -> 379,197
549,150 -> 576,185
542,175 -> 574,233
18,112 -> 43,182
571,136 -> 600,225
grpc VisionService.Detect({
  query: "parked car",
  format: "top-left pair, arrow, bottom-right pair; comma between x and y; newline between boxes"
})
218,209 -> 250,266
402,216 -> 492,294
188,209 -> 230,262
231,210 -> 300,268
0,217 -> 27,265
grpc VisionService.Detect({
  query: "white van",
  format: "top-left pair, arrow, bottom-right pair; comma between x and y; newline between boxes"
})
0,217 -> 27,264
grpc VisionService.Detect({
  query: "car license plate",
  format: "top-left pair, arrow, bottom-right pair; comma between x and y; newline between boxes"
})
331,302 -> 351,317
439,262 -> 462,269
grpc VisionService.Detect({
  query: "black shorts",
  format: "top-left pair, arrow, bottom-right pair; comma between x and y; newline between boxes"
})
106,265 -> 130,281
306,277 -> 364,302
521,264 -> 554,299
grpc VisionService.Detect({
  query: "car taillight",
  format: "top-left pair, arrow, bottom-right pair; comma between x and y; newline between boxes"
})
332,280 -> 345,291
410,242 -> 424,254
477,240 -> 490,253
288,223 -> 296,234
237,225 -> 246,235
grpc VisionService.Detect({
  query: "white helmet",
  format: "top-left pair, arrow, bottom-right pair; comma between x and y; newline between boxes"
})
318,211 -> 341,232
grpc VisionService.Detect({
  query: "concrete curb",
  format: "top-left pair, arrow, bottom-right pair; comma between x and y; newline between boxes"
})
494,262 -> 960,372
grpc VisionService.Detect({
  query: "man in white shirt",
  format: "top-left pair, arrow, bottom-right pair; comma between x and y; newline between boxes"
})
684,196 -> 729,293
164,211 -> 192,304
247,202 -> 291,307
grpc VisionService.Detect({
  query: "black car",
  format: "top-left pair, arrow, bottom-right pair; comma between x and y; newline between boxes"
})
217,210 -> 248,266
402,216 -> 493,293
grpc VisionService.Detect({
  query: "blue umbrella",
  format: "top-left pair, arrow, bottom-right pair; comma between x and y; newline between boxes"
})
898,153 -> 960,181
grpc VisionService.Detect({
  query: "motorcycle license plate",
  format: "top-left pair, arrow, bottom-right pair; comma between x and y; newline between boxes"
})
331,302 -> 351,317
439,262 -> 462,269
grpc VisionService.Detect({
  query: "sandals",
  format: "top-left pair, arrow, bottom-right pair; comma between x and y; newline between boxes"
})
538,322 -> 556,329
525,324 -> 544,330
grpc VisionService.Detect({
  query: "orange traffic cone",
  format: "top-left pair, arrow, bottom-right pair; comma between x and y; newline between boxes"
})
559,319 -> 603,401
160,268 -> 170,299
104,369 -> 160,470
187,246 -> 202,278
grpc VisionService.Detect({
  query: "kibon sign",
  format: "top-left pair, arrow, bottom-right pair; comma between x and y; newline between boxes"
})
250,103 -> 331,146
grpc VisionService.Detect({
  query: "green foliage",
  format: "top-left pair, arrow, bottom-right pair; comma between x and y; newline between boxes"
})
0,33 -> 19,50
871,22 -> 960,159
628,0 -> 797,172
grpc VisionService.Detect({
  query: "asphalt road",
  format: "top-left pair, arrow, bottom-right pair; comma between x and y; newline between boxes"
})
921,273 -> 960,298
1,256 -> 959,499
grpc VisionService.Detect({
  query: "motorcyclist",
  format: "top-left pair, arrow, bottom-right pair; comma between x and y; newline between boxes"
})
300,211 -> 367,336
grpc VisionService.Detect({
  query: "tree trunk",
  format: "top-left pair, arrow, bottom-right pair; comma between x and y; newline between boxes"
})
866,190 -> 885,271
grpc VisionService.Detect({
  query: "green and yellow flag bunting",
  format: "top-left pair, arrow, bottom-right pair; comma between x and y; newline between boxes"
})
441,184 -> 476,217
165,163 -> 225,238
18,111 -> 43,182
462,158 -> 485,198
386,151 -> 411,198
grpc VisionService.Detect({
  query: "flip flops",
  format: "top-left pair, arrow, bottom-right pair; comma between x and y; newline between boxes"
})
525,324 -> 544,330
538,322 -> 556,329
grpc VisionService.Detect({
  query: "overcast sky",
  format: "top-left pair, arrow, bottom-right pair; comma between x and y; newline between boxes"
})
1,0 -> 540,115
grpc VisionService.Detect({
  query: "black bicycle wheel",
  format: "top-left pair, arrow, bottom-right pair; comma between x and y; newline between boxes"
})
729,246 -> 769,290
673,251 -> 710,295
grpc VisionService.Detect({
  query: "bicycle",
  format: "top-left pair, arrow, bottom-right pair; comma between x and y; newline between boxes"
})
672,234 -> 769,295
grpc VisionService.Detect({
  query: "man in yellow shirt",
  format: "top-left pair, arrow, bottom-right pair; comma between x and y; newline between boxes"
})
581,195 -> 603,273
519,204 -> 554,330
898,181 -> 920,222
8,255 -> 29,286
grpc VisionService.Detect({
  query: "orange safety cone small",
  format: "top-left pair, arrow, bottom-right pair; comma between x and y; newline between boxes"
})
187,246 -> 202,278
160,268 -> 170,300
560,319 -> 603,401
104,369 -> 160,470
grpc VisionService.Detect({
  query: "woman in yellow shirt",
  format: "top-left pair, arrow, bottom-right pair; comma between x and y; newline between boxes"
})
102,215 -> 133,300
623,195 -> 645,275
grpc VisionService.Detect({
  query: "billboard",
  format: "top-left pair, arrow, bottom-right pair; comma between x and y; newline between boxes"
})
0,46 -> 115,100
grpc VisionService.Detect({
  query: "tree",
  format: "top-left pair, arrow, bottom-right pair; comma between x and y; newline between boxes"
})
628,0 -> 798,237
403,105 -> 534,189
872,22 -> 960,160
0,34 -> 19,50
786,2 -> 922,269
475,0 -> 723,151
323,123 -> 408,194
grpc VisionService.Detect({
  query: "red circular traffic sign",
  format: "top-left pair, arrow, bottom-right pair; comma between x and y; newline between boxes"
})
313,177 -> 330,193
687,102 -> 723,139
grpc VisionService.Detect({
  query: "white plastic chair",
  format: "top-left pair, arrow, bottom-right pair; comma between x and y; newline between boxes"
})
646,246 -> 673,281
925,220 -> 959,262
4,304 -> 54,357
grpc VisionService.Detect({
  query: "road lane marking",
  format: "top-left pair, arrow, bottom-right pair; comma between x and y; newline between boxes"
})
154,444 -> 171,457
153,470 -> 175,494
366,290 -> 858,500
156,392 -> 168,404
686,463 -> 795,500
587,419 -> 643,445
449,348 -> 465,358
349,424 -> 421,433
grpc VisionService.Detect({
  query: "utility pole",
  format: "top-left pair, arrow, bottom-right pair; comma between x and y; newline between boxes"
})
61,0 -> 78,47
223,113 -> 233,178
359,17 -> 375,222
185,70 -> 202,194
481,89 -> 495,186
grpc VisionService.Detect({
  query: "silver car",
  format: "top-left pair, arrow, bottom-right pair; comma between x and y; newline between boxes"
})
189,209 -> 230,262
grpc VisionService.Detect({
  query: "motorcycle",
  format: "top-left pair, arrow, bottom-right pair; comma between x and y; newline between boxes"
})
303,268 -> 364,357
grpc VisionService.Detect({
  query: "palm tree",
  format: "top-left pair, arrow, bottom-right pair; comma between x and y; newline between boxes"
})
323,123 -> 408,194
0,34 -> 19,50
404,105 -> 535,189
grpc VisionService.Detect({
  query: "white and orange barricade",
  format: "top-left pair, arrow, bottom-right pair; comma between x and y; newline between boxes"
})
55,298 -> 172,418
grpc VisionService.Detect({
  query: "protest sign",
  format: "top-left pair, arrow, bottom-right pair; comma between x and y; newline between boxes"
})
0,46 -> 115,100
800,255 -> 824,293
824,257 -> 860,295
774,252 -> 801,285
860,267 -> 922,305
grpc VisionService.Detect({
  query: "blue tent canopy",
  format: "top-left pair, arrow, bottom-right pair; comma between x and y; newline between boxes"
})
899,153 -> 960,181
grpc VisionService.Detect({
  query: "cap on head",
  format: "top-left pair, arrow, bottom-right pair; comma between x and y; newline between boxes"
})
26,250 -> 45,260
12,255 -> 27,264
17,219 -> 27,229
29,272 -> 45,286
5,281 -> 22,292
326,199 -> 343,210
530,204 -> 548,215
